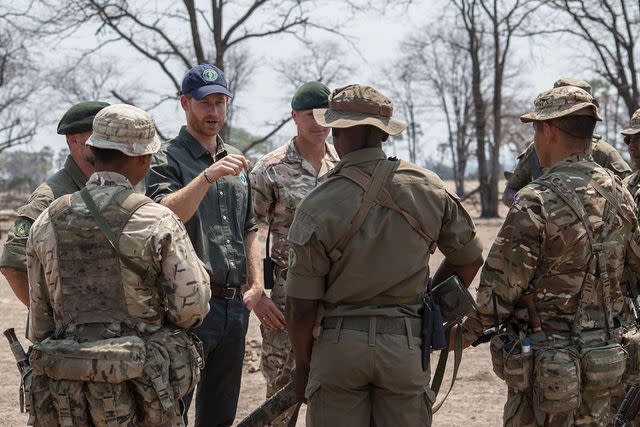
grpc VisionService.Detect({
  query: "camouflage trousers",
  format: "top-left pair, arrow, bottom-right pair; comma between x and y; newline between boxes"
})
260,266 -> 297,427
29,373 -> 183,427
503,386 -> 612,426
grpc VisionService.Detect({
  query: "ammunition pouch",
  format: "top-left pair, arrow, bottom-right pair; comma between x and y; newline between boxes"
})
580,343 -> 626,391
533,347 -> 581,415
622,328 -> 640,383
30,336 -> 146,383
488,334 -> 532,391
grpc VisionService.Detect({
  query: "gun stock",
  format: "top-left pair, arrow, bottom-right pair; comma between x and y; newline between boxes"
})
236,381 -> 300,427
3,328 -> 32,414
614,385 -> 640,427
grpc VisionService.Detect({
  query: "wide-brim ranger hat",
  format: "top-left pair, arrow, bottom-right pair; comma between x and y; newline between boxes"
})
86,104 -> 161,156
621,109 -> 640,135
520,86 -> 602,123
313,84 -> 407,135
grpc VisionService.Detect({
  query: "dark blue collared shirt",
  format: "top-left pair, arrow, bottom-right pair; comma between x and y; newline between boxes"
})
146,126 -> 257,287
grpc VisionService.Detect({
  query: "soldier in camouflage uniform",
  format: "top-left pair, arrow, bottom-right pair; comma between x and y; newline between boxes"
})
1,101 -> 109,306
250,81 -> 339,426
461,86 -> 640,426
27,104 -> 211,426
502,78 -> 631,206
623,109 -> 640,207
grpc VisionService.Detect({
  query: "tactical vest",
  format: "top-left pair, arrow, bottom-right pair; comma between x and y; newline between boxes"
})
535,167 -> 633,342
47,187 -> 155,341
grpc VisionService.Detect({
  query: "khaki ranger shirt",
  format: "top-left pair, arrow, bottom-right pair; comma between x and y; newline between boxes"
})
505,136 -> 631,193
250,138 -> 339,267
1,156 -> 87,271
285,148 -> 483,318
464,155 -> 640,342
27,172 -> 211,343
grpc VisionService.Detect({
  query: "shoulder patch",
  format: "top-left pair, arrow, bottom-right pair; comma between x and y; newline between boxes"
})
288,213 -> 317,246
14,217 -> 32,238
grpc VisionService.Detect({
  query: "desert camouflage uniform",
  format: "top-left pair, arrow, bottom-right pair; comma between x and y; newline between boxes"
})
625,171 -> 640,209
27,171 -> 211,426
250,138 -> 338,424
463,155 -> 640,426
505,136 -> 631,197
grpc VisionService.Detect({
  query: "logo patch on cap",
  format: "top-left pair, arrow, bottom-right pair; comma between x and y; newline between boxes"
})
202,68 -> 218,82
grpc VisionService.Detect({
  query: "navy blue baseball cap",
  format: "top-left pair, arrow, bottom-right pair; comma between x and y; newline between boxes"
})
181,64 -> 233,100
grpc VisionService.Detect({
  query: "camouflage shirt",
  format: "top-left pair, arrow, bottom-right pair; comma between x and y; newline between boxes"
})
464,155 -> 640,341
27,172 -> 211,343
250,138 -> 339,266
1,155 -> 87,271
625,170 -> 640,209
505,136 -> 632,192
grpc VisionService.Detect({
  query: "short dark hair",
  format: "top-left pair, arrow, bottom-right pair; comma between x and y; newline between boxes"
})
548,115 -> 596,140
92,147 -> 130,165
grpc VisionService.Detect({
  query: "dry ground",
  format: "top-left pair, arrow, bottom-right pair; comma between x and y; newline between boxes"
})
0,182 -> 509,426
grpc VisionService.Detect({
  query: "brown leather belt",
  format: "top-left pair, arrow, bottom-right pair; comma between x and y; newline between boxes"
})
211,286 -> 239,300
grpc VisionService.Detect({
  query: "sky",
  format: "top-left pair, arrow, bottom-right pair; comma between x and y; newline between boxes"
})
19,0 -> 588,168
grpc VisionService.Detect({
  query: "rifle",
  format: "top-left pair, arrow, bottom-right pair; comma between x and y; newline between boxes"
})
3,328 -> 32,413
614,384 -> 640,427
236,380 -> 300,427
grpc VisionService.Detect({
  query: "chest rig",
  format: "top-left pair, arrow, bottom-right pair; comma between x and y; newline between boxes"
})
536,168 -> 631,342
48,187 -> 158,341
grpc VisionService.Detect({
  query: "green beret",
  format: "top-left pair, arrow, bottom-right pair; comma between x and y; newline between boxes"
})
291,82 -> 330,110
56,101 -> 110,135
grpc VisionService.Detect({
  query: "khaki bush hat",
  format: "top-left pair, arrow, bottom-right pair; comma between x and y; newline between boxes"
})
520,86 -> 602,123
553,77 -> 592,94
313,84 -> 407,135
622,109 -> 640,135
86,104 -> 161,156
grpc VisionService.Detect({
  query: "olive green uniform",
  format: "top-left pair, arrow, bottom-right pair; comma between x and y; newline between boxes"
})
286,147 -> 483,426
0,156 -> 87,272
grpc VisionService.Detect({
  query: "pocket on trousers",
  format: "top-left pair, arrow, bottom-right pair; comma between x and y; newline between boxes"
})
533,347 -> 581,415
581,343 -> 626,391
489,334 -> 507,380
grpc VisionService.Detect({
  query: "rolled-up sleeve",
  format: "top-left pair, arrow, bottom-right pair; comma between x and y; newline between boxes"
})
285,210 -> 329,300
437,189 -> 483,265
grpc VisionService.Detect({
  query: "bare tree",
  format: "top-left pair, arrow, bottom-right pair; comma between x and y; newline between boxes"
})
548,0 -> 640,116
403,29 -> 475,196
38,0 -> 342,144
451,0 -> 542,217
0,4 -> 38,152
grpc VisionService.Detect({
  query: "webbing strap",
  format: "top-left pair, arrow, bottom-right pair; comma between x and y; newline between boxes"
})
328,159 -> 435,262
537,173 -> 619,340
431,324 -> 463,413
328,160 -> 396,262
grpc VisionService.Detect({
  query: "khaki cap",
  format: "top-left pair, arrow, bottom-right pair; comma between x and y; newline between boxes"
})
520,86 -> 602,123
86,104 -> 161,156
622,109 -> 640,135
313,84 -> 407,135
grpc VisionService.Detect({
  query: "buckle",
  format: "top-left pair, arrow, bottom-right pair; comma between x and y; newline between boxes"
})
224,287 -> 237,300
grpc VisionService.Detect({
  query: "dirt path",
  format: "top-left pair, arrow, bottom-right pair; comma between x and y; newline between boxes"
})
0,191 -> 509,426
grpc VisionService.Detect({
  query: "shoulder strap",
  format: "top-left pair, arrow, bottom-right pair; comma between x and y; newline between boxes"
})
328,159 -> 436,262
79,187 -> 156,286
536,173 -> 615,340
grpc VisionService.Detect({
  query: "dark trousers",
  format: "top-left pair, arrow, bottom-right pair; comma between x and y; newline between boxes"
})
183,294 -> 250,427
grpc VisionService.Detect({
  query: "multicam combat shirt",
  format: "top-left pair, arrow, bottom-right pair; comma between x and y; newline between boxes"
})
250,138 -> 339,267
464,155 -> 640,341
27,172 -> 211,342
